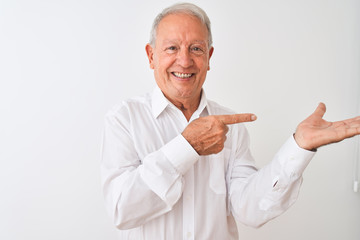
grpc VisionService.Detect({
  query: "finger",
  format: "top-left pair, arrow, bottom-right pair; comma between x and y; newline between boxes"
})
347,120 -> 360,129
312,102 -> 326,118
341,116 -> 360,125
214,113 -> 257,125
344,127 -> 360,138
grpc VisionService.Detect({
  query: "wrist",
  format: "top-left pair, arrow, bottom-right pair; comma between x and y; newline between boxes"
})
293,133 -> 317,152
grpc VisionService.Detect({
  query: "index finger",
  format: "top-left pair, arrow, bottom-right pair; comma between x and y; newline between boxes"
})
214,113 -> 257,125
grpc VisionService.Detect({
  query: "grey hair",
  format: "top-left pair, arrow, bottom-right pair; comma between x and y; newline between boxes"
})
149,2 -> 213,47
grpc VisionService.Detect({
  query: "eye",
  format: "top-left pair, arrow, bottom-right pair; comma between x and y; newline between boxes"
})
191,46 -> 205,55
165,46 -> 178,53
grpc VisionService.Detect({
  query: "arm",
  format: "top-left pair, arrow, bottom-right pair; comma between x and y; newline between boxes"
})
230,103 -> 360,228
101,107 -> 198,229
229,126 -> 315,228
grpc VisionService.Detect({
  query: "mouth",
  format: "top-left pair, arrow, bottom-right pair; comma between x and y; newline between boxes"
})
171,72 -> 195,79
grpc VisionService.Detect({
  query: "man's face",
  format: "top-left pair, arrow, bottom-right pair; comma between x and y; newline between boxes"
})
146,13 -> 214,105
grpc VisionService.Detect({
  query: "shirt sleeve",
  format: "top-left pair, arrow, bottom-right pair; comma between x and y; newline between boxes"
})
101,106 -> 199,230
229,125 -> 315,228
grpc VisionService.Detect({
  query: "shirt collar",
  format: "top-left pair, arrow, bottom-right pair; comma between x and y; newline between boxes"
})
193,89 -> 209,119
151,87 -> 169,119
151,86 -> 209,119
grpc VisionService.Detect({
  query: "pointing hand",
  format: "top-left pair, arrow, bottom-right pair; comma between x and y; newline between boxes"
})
182,114 -> 257,155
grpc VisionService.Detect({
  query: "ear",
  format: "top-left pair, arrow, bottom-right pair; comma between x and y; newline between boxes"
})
207,47 -> 214,71
145,44 -> 155,69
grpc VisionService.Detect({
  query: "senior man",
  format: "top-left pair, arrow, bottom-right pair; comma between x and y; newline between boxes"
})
101,3 -> 360,239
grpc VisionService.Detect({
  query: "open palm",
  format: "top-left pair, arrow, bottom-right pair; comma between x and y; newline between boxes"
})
294,103 -> 360,150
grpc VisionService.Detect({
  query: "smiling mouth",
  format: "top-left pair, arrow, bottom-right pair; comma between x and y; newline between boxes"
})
172,72 -> 194,79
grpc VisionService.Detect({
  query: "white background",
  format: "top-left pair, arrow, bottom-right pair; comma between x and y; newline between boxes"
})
1,0 -> 359,239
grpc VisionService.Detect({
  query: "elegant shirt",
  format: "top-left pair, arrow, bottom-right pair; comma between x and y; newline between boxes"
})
101,87 -> 315,240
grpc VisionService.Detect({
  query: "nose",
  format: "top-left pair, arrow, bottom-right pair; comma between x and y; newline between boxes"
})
176,48 -> 193,68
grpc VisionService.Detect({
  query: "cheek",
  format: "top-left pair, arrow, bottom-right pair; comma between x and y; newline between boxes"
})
156,54 -> 174,70
153,59 -> 171,80
197,56 -> 210,69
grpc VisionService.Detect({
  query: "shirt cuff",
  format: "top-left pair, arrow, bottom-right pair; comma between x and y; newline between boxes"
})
276,135 -> 316,179
161,134 -> 199,175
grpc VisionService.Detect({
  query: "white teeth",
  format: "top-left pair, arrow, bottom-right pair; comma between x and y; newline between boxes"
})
173,72 -> 192,78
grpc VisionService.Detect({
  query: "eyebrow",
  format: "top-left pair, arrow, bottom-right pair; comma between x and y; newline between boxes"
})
191,40 -> 206,44
162,39 -> 207,45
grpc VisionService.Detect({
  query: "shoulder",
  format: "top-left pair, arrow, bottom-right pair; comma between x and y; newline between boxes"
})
105,92 -> 152,123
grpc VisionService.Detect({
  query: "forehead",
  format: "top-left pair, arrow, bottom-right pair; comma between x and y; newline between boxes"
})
156,13 -> 208,44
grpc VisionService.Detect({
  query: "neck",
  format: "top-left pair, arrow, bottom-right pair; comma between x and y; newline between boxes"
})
178,102 -> 199,121
164,92 -> 202,122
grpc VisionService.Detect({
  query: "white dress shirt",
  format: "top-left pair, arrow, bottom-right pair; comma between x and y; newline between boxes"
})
101,87 -> 315,240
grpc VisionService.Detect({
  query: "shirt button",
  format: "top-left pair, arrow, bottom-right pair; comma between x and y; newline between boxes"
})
187,232 -> 192,238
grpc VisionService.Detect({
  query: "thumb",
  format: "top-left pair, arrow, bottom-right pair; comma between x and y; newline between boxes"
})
313,102 -> 326,118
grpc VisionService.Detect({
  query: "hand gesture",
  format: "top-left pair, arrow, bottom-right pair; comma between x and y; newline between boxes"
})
182,114 -> 257,155
294,103 -> 360,150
